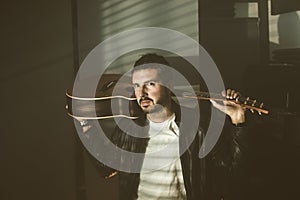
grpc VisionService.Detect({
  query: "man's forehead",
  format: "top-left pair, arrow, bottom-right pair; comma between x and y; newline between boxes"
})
132,68 -> 160,76
132,68 -> 161,82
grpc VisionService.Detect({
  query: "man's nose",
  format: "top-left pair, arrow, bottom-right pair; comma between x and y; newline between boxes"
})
136,85 -> 147,97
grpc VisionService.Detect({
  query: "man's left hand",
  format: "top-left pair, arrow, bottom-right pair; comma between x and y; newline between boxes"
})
210,89 -> 245,124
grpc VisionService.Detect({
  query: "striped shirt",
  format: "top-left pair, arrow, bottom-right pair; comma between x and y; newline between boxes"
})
137,114 -> 187,200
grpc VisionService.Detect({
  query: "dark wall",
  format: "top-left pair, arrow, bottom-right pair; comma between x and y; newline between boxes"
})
1,1 -> 76,199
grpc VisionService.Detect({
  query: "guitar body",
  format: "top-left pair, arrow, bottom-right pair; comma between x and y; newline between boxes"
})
66,74 -> 143,119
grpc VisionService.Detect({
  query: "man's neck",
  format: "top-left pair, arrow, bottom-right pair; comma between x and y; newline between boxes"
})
147,105 -> 173,123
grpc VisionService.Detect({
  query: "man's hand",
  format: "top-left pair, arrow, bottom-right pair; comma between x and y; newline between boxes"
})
76,118 -> 92,133
210,89 -> 246,124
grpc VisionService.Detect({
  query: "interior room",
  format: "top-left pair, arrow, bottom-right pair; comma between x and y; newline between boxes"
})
1,0 -> 300,199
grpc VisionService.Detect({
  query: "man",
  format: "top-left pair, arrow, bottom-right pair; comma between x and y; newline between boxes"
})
81,54 -> 250,200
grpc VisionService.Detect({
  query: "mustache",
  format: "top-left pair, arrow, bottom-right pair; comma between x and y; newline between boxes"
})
139,96 -> 153,104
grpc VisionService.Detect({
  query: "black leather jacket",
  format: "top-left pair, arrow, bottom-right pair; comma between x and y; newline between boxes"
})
99,104 -> 250,200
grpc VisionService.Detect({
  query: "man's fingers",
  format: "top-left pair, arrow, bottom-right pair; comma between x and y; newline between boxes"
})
222,89 -> 241,100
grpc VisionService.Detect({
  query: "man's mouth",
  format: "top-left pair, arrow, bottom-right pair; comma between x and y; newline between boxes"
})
140,100 -> 151,107
139,97 -> 153,107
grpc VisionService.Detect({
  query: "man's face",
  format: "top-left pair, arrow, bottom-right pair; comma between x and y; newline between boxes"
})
132,68 -> 170,113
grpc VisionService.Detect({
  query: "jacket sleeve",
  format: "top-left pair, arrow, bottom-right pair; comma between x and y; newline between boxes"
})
78,120 -> 119,179
199,110 -> 254,199
202,111 -> 253,170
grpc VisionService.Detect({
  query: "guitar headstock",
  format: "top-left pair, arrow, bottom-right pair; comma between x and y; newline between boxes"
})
235,96 -> 269,115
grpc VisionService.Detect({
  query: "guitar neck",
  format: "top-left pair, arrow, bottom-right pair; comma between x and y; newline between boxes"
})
182,91 -> 269,115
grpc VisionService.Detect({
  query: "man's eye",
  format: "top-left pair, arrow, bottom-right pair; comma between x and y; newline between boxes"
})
146,81 -> 156,86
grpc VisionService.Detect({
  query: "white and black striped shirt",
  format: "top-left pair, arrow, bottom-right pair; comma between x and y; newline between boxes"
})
137,114 -> 186,200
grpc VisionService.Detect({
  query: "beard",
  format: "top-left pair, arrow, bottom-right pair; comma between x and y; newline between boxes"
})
139,89 -> 170,114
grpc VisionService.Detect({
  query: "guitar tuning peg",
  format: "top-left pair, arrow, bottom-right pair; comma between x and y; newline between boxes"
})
251,100 -> 256,107
250,109 -> 254,113
260,103 -> 264,108
258,111 -> 262,115
244,97 -> 250,104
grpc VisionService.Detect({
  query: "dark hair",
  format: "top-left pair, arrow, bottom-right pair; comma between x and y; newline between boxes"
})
132,53 -> 172,82
133,53 -> 170,67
